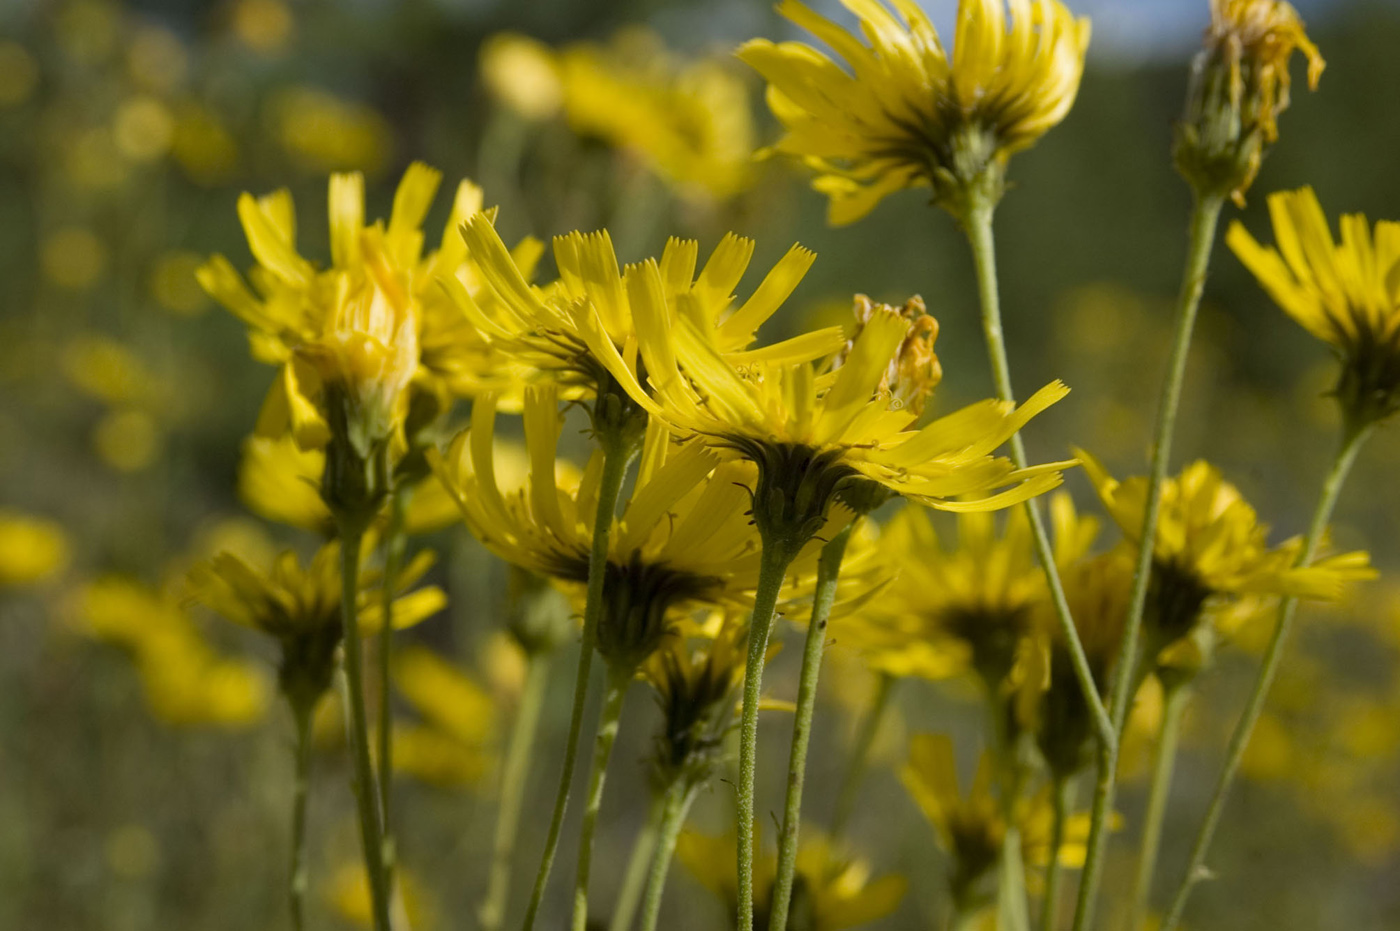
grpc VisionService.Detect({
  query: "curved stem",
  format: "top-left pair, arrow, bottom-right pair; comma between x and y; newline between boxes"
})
1039,778 -> 1074,931
830,673 -> 896,843
962,200 -> 1116,754
1126,681 -> 1190,931
609,790 -> 666,931
480,651 -> 553,931
1160,422 -> 1371,931
769,523 -> 855,931
337,524 -> 393,931
638,780 -> 700,931
521,436 -> 635,931
737,537 -> 799,931
376,483 -> 410,887
1071,190 -> 1226,931
288,703 -> 314,931
571,667 -> 632,931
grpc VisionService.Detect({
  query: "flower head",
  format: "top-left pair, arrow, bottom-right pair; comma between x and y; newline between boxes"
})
185,538 -> 445,711
1228,187 -> 1400,427
390,646 -> 498,789
0,511 -> 70,587
431,387 -> 829,670
676,826 -> 905,931
739,0 -> 1091,223
629,288 -> 1072,552
1079,450 -> 1373,661
1176,0 -> 1323,203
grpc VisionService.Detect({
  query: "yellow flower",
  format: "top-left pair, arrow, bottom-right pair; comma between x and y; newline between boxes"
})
479,33 -> 564,121
198,163 -> 541,454
432,387 -> 826,670
0,511 -> 70,587
557,29 -> 755,202
450,220 -> 834,413
629,288 -> 1072,550
390,646 -> 498,788
76,577 -> 271,728
185,537 -> 445,710
1176,0 -> 1323,203
1227,187 -> 1400,426
739,0 -> 1091,223
328,860 -> 438,930
1079,450 -> 1374,661
676,826 -> 905,931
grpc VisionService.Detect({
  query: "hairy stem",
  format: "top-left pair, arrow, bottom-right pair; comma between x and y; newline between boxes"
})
737,537 -> 798,931
1071,190 -> 1226,931
338,523 -> 392,931
376,483 -> 410,886
521,435 -> 635,931
1160,422 -> 1372,931
638,780 -> 700,931
288,703 -> 314,931
571,667 -> 632,931
769,523 -> 855,931
480,652 -> 552,931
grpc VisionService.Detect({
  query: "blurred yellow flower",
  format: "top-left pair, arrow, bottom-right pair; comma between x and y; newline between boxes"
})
740,0 -> 1090,223
62,336 -> 159,406
391,646 -> 498,788
677,826 -> 905,931
171,102 -> 239,185
328,860 -> 437,930
0,512 -> 70,587
113,95 -> 175,162
272,86 -> 391,175
126,26 -> 188,93
557,29 -> 755,202
1228,187 -> 1400,426
41,227 -> 107,290
479,33 -> 563,121
76,577 -> 271,727
901,733 -> 1003,906
94,408 -> 162,473
149,250 -> 210,315
231,0 -> 295,54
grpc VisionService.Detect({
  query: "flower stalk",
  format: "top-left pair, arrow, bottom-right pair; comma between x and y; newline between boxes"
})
288,703 -> 314,931
571,665 -> 633,931
638,779 -> 700,931
1127,679 -> 1192,930
1039,778 -> 1074,931
376,482 -> 411,883
608,791 -> 665,931
1160,419 -> 1373,931
480,650 -> 553,931
1071,189 -> 1226,931
768,520 -> 857,931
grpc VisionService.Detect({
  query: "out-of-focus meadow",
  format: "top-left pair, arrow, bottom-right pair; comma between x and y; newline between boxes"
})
4,0 -> 1400,929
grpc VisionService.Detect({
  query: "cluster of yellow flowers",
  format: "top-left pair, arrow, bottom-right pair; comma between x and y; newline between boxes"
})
13,0 -> 1399,930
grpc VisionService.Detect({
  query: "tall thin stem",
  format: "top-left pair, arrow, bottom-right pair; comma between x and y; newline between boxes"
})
571,667 -> 632,931
1161,422 -> 1372,931
638,780 -> 700,931
480,651 -> 553,931
737,536 -> 800,931
1039,778 -> 1074,931
288,703 -> 314,931
961,200 -> 1115,754
376,483 -> 410,885
830,673 -> 896,843
1071,190 -> 1226,931
1126,681 -> 1191,931
521,435 -> 635,931
609,790 -> 666,931
337,523 -> 393,931
769,523 -> 854,931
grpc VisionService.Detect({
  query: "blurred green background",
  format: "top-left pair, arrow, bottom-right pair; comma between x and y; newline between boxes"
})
4,0 -> 1400,928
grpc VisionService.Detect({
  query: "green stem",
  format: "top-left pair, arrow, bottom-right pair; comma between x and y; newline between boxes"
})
1071,190 -> 1226,931
999,826 -> 1032,931
376,483 -> 410,886
638,780 -> 700,931
1160,422 -> 1372,931
609,790 -> 666,931
769,523 -> 855,931
337,523 -> 393,931
480,652 -> 553,931
521,436 -> 635,931
962,200 -> 1116,754
737,536 -> 800,931
1039,778 -> 1074,931
1127,681 -> 1191,931
829,673 -> 896,843
288,703 -> 314,931
571,667 -> 632,931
